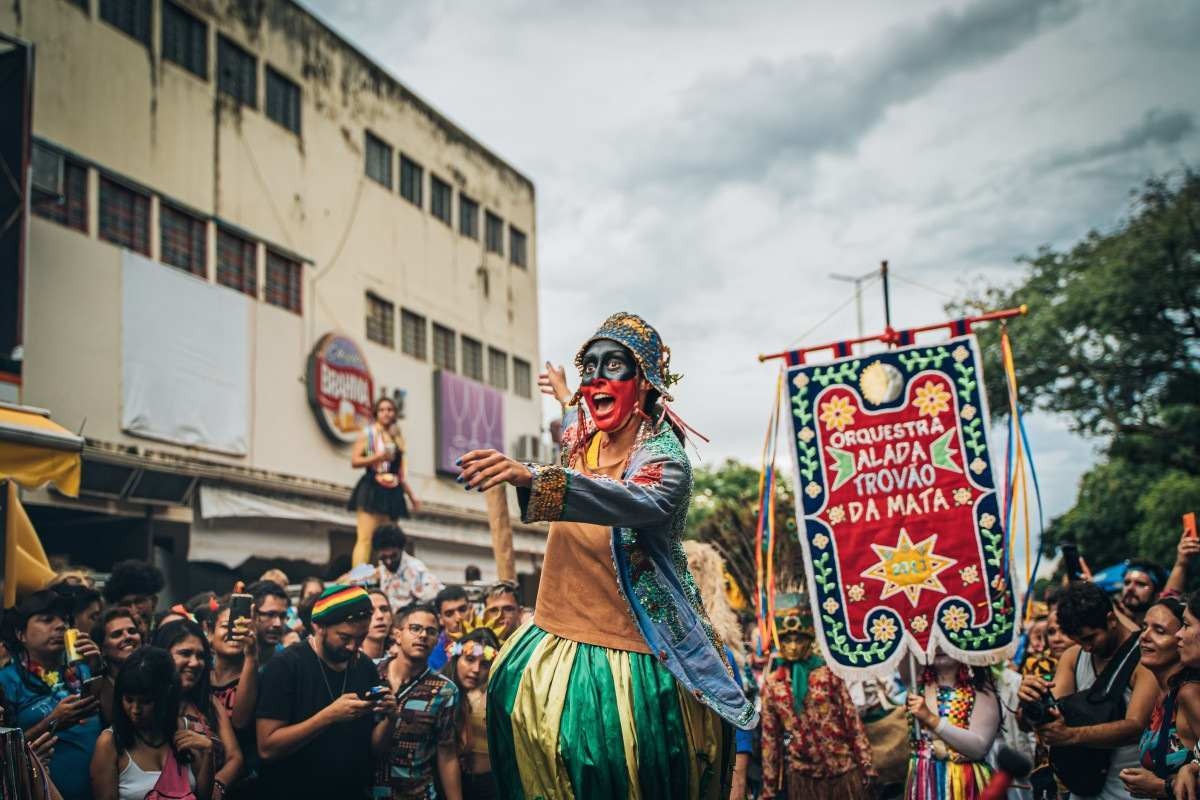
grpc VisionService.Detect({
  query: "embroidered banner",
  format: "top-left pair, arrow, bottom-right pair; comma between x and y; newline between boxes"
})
786,335 -> 1015,678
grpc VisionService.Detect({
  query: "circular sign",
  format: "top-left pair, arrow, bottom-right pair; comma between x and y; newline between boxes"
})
306,333 -> 375,444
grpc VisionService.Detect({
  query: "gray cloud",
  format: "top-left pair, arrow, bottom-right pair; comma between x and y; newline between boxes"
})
638,0 -> 1083,185
1039,108 -> 1196,172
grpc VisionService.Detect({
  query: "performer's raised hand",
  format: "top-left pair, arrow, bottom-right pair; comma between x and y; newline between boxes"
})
457,449 -> 533,491
539,362 -> 572,405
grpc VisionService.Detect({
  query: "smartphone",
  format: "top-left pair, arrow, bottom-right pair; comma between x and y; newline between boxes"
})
1061,542 -> 1084,581
82,676 -> 104,701
357,685 -> 390,703
227,593 -> 253,640
1185,512 -> 1197,540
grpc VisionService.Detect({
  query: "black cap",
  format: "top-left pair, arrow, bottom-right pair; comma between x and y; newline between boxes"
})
13,589 -> 73,625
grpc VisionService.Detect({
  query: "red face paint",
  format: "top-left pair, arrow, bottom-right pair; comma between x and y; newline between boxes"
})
580,377 -> 639,432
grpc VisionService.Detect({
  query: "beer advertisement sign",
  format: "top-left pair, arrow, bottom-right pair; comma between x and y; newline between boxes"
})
306,333 -> 375,445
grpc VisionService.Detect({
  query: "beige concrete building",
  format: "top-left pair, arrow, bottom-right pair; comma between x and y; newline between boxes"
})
0,0 -> 547,598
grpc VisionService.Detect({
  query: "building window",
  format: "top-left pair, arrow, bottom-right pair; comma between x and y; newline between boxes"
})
430,176 -> 452,226
513,358 -> 532,399
400,155 -> 423,208
100,0 -> 151,46
510,226 -> 528,268
32,151 -> 87,233
459,194 -> 479,239
217,35 -> 256,107
401,308 -> 426,360
162,1 -> 207,79
99,176 -> 150,255
488,347 -> 508,391
216,228 -> 257,297
366,293 -> 395,347
461,336 -> 483,381
485,211 -> 504,255
159,203 -> 206,276
433,324 -> 456,372
265,67 -> 300,134
265,251 -> 302,314
365,132 -> 392,188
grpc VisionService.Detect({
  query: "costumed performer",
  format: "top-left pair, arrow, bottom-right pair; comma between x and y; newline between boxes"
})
905,651 -> 1001,800
457,311 -> 757,800
760,595 -> 875,800
348,396 -> 421,567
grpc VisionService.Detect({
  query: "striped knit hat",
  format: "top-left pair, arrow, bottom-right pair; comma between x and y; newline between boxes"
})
310,585 -> 372,625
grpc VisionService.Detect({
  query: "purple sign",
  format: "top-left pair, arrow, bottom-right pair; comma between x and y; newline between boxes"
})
434,370 -> 505,475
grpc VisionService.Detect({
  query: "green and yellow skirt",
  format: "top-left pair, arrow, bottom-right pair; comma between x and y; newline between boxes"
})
487,624 -> 733,800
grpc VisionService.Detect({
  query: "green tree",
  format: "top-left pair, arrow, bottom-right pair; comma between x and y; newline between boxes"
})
955,170 -> 1200,569
687,458 -> 802,606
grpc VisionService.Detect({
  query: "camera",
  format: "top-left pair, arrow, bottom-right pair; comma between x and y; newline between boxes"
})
1020,691 -> 1057,726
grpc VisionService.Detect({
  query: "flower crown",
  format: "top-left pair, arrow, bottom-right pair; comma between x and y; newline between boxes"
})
447,641 -> 498,661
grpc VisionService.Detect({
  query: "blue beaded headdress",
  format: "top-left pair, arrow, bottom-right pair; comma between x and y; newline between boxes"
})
574,311 -> 679,401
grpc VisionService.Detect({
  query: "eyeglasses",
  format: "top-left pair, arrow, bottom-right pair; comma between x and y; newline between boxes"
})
404,623 -> 439,638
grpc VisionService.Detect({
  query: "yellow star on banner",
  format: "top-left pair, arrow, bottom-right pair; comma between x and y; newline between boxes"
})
862,528 -> 956,607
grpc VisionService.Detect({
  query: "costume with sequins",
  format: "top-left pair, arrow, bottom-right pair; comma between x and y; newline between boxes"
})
906,668 -> 993,800
486,312 -> 755,800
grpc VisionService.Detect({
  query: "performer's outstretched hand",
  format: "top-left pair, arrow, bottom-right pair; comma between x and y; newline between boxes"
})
539,362 -> 572,405
458,449 -> 534,491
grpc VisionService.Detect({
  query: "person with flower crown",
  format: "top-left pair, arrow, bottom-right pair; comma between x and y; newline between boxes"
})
457,311 -> 756,799
760,594 -> 875,800
441,611 -> 507,800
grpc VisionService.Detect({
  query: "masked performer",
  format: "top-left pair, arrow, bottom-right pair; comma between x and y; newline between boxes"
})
760,596 -> 875,800
458,312 -> 756,800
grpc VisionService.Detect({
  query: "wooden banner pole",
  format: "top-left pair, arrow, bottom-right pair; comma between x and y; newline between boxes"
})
485,485 -> 517,583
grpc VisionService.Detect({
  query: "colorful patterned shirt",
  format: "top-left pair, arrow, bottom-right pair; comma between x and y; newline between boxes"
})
373,660 -> 459,800
378,553 -> 444,612
761,664 -> 875,797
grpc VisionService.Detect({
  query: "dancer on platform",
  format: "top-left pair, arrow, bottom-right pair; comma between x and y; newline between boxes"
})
760,596 -> 875,800
349,396 -> 420,567
458,312 -> 756,799
905,652 -> 1001,800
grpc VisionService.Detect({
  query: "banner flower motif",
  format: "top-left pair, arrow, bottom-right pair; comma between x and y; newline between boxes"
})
786,335 -> 1015,679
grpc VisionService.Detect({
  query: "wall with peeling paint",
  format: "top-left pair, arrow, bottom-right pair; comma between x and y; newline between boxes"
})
6,0 -> 541,517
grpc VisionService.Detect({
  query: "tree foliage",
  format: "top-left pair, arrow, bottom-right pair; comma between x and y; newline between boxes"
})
686,458 -> 802,606
954,171 -> 1200,568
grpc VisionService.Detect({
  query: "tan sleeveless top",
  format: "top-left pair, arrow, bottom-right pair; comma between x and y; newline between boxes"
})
532,440 -> 651,653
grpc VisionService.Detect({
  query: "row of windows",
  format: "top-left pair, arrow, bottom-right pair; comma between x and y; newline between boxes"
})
364,132 -> 529,268
364,294 -> 533,398
97,0 -> 301,135
32,148 -> 303,314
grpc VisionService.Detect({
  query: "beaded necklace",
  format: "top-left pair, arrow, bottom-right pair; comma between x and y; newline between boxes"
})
915,665 -> 977,762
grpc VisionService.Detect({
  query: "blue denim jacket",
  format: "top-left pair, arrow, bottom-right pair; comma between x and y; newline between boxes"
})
518,407 -> 757,730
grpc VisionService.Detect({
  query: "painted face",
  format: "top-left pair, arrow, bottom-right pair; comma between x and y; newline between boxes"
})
778,632 -> 812,662
1122,570 -> 1158,615
1140,603 -> 1182,671
1176,608 -> 1200,668
579,340 -> 641,432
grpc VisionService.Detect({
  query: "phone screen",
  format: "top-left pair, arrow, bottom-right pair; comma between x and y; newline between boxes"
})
1185,512 -> 1197,540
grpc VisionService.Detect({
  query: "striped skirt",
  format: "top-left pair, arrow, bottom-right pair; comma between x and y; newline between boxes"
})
487,624 -> 733,800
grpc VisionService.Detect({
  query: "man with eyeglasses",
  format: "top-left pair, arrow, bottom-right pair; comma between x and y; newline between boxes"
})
483,581 -> 522,642
247,579 -> 290,665
374,602 -> 462,800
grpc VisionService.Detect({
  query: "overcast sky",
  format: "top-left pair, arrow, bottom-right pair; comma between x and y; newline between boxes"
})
307,0 -> 1199,523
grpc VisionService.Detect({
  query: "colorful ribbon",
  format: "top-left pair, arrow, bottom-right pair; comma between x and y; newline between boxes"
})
755,370 -> 784,655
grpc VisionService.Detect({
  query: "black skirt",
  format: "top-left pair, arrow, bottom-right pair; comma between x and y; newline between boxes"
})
347,472 -> 409,519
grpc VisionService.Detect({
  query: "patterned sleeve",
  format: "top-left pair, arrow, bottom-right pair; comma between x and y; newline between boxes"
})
835,673 -> 876,778
435,680 -> 459,748
517,449 -> 689,528
760,677 -> 783,799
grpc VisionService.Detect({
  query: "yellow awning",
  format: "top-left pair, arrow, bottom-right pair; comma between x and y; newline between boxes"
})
0,405 -> 83,497
4,480 -> 55,604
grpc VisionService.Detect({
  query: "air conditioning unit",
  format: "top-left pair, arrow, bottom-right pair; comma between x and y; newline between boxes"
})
31,143 -> 63,200
513,434 -> 542,463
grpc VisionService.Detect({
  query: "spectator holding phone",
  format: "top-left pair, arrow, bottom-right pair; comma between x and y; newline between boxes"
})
209,601 -> 260,798
255,585 -> 398,799
0,589 -> 103,800
374,602 -> 461,800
